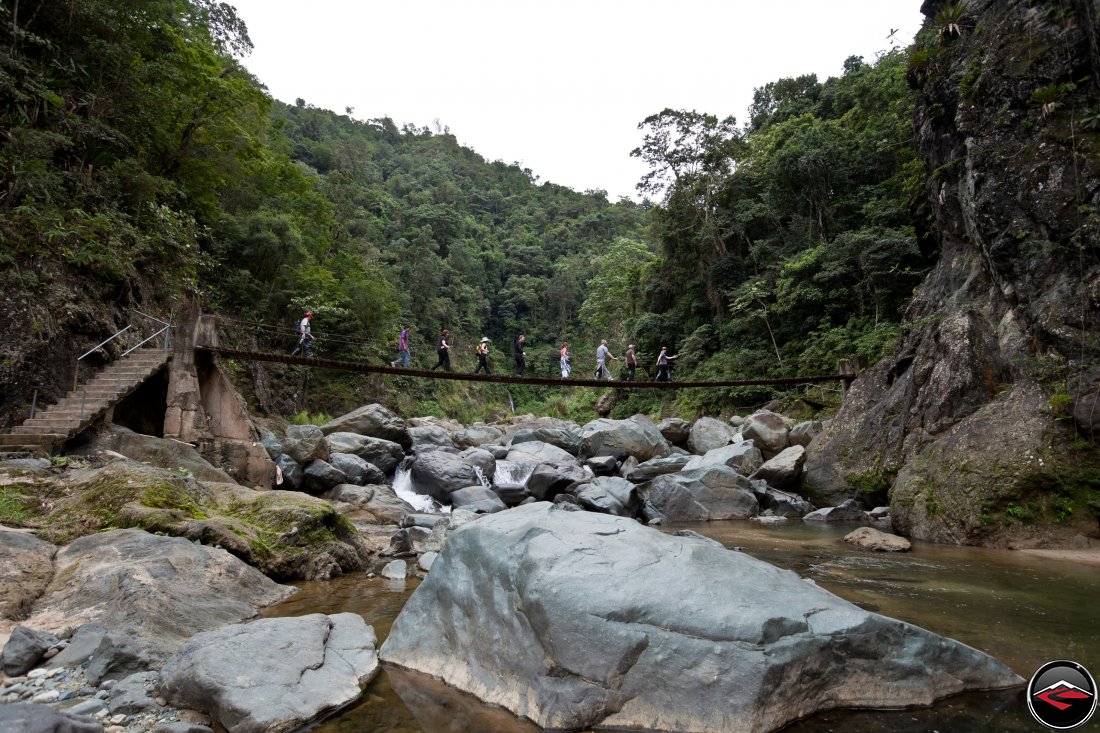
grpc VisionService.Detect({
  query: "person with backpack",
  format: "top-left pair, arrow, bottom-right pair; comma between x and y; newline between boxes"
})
655,346 -> 679,382
513,334 -> 527,376
595,339 -> 618,380
390,324 -> 411,368
560,341 -> 571,378
290,311 -> 314,358
473,337 -> 492,374
430,329 -> 452,371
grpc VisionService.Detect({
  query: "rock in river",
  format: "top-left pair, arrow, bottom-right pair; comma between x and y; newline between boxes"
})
160,613 -> 378,733
380,503 -> 1022,733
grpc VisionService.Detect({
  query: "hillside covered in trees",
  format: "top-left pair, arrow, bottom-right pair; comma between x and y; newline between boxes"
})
1,0 -> 932,424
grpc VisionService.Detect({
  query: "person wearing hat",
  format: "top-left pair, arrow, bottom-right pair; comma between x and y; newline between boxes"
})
473,337 -> 492,374
290,310 -> 314,358
624,344 -> 638,381
430,329 -> 452,371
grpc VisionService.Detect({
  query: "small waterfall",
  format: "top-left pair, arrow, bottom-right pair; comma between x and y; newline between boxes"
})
392,465 -> 450,514
493,460 -> 535,488
472,465 -> 492,489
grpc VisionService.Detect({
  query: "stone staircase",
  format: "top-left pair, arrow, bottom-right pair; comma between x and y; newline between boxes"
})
0,349 -> 172,455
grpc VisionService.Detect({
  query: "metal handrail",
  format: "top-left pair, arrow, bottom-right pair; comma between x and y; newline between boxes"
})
133,310 -> 172,351
122,325 -> 171,356
74,326 -> 133,390
72,311 -> 173,392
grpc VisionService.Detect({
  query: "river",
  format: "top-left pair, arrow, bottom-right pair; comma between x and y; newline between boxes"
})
266,520 -> 1100,732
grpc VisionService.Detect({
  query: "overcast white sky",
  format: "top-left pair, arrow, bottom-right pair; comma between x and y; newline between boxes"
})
227,1 -> 925,201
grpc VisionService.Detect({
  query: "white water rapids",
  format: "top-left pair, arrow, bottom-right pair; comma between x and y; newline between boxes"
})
391,459 -> 535,514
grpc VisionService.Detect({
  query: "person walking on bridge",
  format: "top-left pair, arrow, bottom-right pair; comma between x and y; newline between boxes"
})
430,329 -> 452,372
514,334 -> 527,376
624,344 -> 638,381
595,339 -> 618,380
560,341 -> 571,378
473,337 -> 492,374
290,310 -> 314,358
390,324 -> 411,368
655,346 -> 679,382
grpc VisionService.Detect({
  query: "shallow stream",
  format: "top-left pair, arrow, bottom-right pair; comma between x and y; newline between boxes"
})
266,521 -> 1100,732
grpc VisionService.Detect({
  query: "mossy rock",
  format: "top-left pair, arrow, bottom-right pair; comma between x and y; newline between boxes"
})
890,384 -> 1099,547
31,459 -> 366,581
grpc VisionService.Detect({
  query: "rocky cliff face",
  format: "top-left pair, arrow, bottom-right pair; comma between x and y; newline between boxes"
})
805,0 -> 1100,547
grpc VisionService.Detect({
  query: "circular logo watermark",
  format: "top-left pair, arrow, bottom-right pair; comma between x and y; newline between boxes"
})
1027,660 -> 1097,730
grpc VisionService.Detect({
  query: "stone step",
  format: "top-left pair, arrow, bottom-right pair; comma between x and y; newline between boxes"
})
41,403 -> 110,417
12,425 -> 80,436
18,418 -> 78,429
0,433 -> 61,446
39,403 -> 108,415
0,447 -> 47,457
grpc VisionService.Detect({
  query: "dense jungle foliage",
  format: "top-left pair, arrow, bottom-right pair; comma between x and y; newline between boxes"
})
0,0 -> 932,421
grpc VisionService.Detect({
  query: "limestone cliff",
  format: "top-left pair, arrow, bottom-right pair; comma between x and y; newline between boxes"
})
805,0 -> 1100,547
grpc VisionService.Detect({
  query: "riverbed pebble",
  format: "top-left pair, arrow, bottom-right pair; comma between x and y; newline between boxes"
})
0,653 -> 213,733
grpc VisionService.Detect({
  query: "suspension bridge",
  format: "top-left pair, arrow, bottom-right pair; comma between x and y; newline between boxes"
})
199,345 -> 852,391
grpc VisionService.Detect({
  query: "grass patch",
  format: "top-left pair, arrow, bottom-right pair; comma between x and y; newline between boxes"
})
0,488 -> 33,524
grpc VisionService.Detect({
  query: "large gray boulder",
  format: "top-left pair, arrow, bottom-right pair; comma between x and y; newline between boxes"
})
408,425 -> 457,454
686,416 -> 736,455
451,424 -> 505,450
682,442 -> 763,475
576,477 -> 638,517
449,486 -> 507,514
803,499 -> 869,523
639,465 -> 759,521
274,454 -> 303,490
2,626 -> 59,675
328,452 -> 385,486
325,484 -> 412,525
380,504 -> 1022,732
160,613 -> 378,733
85,425 -> 236,484
320,404 -> 411,449
504,418 -> 583,455
0,702 -> 102,733
624,454 -> 693,482
789,419 -> 823,447
740,410 -> 791,459
507,440 -> 576,466
655,417 -> 691,447
301,459 -> 347,494
281,424 -> 329,465
526,463 -> 591,501
324,433 -> 404,474
750,445 -> 806,489
16,529 -> 293,668
759,488 -> 816,518
458,447 -> 496,482
0,528 -> 56,622
409,451 -> 480,502
578,416 -> 671,462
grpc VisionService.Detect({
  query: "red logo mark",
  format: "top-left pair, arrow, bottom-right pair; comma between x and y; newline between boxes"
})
1035,681 -> 1094,712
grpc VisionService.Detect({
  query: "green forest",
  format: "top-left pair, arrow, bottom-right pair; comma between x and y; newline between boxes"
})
0,0 -> 935,422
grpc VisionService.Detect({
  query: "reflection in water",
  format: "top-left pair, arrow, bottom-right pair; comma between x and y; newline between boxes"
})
385,667 -> 544,733
270,520 -> 1100,733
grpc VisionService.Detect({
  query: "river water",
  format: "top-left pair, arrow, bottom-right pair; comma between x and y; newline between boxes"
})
267,520 -> 1100,732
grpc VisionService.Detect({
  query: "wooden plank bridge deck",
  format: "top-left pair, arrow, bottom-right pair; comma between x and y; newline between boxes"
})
200,346 -> 849,390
